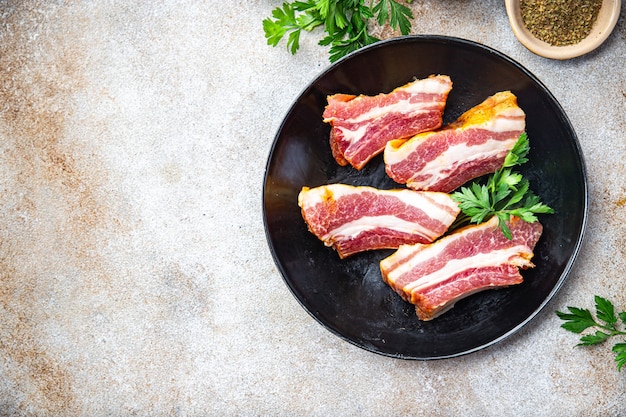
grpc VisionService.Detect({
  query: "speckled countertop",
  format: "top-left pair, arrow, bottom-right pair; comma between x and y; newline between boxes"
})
0,1 -> 624,416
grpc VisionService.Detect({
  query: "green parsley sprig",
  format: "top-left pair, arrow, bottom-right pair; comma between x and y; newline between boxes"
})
263,0 -> 413,62
556,295 -> 626,371
450,133 -> 554,239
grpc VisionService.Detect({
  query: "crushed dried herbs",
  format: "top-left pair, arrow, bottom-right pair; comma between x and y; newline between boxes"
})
520,0 -> 602,46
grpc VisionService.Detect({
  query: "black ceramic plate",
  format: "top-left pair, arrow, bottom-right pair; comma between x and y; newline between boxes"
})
263,36 -> 587,359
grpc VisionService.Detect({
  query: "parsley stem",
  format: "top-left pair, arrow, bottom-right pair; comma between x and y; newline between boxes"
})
598,326 -> 626,336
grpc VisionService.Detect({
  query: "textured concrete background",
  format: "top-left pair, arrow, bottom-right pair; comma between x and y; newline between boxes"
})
0,0 -> 624,416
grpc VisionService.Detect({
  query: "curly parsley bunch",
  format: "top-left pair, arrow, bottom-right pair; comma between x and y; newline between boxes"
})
263,0 -> 413,62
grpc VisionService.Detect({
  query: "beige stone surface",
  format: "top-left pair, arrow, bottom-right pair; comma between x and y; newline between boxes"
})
0,1 -> 624,416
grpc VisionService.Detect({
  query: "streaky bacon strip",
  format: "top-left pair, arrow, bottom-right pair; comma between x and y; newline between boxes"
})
380,216 -> 543,320
298,184 -> 460,259
384,91 -> 526,193
322,75 -> 453,170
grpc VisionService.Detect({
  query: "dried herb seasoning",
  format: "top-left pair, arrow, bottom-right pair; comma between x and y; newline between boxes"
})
520,0 -> 602,46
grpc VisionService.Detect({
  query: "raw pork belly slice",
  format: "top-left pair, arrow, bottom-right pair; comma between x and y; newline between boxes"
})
380,216 -> 543,320
322,75 -> 453,170
384,91 -> 526,193
298,184 -> 460,259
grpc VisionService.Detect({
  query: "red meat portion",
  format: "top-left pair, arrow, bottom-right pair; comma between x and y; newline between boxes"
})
323,75 -> 452,170
380,216 -> 543,320
298,184 -> 460,259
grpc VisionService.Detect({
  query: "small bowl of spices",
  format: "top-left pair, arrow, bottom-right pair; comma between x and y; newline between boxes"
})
505,0 -> 622,59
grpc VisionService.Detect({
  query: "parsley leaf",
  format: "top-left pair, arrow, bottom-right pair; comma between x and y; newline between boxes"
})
263,0 -> 414,62
450,133 -> 554,238
613,343 -> 626,371
262,1 -> 324,54
595,295 -> 618,326
579,330 -> 613,346
555,306 -> 597,334
556,296 -> 626,371
502,131 -> 530,168
372,0 -> 413,35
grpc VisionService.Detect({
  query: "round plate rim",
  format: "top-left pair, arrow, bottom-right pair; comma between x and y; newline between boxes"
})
262,35 -> 589,360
